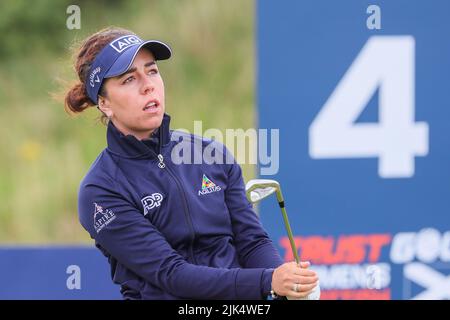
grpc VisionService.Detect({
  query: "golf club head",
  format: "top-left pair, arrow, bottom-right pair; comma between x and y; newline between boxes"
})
245,178 -> 300,263
245,179 -> 280,204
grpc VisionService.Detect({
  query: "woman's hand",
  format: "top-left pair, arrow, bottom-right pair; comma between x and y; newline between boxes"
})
271,261 -> 319,299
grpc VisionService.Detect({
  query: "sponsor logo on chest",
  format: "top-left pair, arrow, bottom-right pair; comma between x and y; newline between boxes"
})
141,193 -> 164,216
198,174 -> 221,196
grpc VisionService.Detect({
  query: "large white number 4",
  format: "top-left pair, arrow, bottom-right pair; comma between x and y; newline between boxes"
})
309,36 -> 428,178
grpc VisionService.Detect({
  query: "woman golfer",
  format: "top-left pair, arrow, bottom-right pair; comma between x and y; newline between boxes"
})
65,27 -> 318,299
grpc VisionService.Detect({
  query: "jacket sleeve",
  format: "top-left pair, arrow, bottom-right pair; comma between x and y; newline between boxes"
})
78,178 -> 268,300
223,158 -> 284,270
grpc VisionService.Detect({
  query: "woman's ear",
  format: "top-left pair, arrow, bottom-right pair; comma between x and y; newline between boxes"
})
98,96 -> 113,119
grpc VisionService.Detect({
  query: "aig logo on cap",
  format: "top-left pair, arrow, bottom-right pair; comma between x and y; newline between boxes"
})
109,35 -> 143,53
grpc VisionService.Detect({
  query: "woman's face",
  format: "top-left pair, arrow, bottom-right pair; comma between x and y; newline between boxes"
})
99,48 -> 165,140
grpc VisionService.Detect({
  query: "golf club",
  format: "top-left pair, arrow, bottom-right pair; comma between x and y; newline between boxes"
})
245,179 -> 300,263
245,179 -> 320,300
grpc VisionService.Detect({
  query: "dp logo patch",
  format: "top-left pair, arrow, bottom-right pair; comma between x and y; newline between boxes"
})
141,193 -> 164,216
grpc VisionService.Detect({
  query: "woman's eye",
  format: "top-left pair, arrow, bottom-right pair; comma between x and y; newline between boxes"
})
149,69 -> 158,75
123,76 -> 134,84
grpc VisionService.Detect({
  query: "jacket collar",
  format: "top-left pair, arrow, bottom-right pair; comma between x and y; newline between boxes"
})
106,113 -> 171,158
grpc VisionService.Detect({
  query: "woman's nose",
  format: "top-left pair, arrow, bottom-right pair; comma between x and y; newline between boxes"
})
141,77 -> 155,95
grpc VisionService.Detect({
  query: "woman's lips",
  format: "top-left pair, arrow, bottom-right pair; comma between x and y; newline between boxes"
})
143,100 -> 160,113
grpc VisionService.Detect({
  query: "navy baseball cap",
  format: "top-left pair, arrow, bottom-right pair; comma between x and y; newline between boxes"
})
85,34 -> 172,104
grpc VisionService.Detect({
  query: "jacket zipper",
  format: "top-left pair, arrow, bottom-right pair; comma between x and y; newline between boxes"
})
157,154 -> 166,168
155,152 -> 198,264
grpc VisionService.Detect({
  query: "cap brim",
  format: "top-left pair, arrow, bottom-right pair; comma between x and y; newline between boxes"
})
105,40 -> 172,78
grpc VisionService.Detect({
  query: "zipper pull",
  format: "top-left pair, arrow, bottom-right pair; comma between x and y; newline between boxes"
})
157,154 -> 166,169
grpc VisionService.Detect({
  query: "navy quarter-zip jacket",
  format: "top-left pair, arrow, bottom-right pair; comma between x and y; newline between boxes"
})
78,114 -> 283,299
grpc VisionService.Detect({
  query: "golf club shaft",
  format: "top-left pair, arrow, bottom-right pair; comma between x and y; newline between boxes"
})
280,206 -> 300,264
275,191 -> 300,264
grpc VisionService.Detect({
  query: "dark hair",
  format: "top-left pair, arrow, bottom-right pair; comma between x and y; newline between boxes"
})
64,26 -> 133,123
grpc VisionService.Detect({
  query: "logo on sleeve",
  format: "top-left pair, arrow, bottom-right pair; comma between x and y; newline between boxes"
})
141,193 -> 164,216
93,203 -> 116,234
198,174 -> 221,196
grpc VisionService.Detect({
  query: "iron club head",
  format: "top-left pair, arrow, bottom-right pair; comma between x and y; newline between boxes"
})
245,179 -> 282,204
245,179 -> 299,263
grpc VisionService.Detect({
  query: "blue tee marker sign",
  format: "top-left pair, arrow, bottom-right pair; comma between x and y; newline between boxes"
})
257,0 -> 450,299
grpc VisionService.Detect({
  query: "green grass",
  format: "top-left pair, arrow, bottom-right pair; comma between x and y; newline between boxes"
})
0,0 -> 256,243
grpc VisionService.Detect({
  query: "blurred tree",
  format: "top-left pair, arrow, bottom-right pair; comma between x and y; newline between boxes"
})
0,0 -> 130,58
0,0 -> 69,57
0,0 -> 256,243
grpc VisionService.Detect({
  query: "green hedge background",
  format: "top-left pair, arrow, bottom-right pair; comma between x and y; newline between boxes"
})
0,0 -> 255,243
